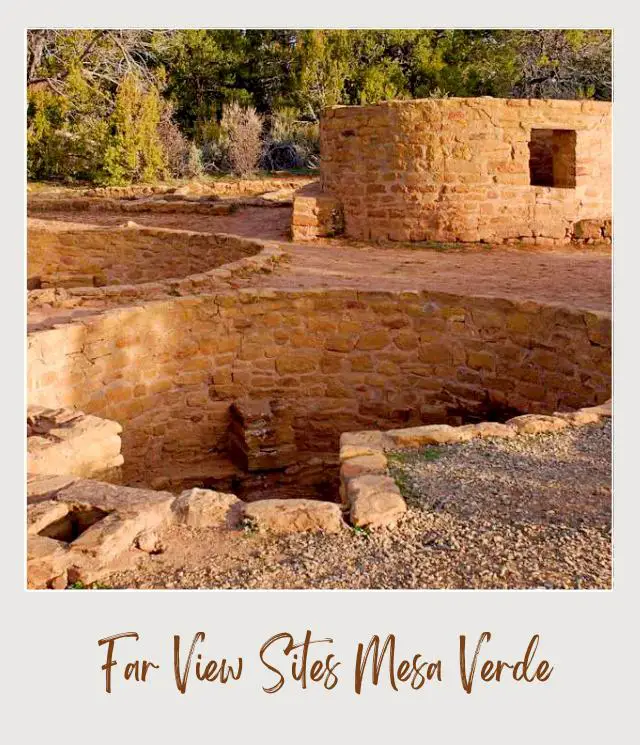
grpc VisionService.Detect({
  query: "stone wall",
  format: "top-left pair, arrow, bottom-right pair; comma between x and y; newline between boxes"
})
319,97 -> 611,243
27,231 -> 283,321
338,399 -> 612,529
27,288 -> 611,488
291,182 -> 344,240
28,176 -> 316,208
80,175 -> 316,199
28,196 -> 235,217
28,224 -> 262,289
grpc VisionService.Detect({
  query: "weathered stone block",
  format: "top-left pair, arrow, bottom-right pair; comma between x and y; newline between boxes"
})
506,414 -> 569,434
243,499 -> 345,534
387,424 -> 475,447
27,406 -> 123,480
172,488 -> 243,528
346,474 -> 407,529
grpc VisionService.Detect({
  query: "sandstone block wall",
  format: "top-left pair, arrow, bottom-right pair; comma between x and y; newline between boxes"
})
27,289 -> 610,487
79,175 -> 315,199
27,230 -> 283,321
319,97 -> 611,243
28,225 -> 261,289
291,182 -> 344,240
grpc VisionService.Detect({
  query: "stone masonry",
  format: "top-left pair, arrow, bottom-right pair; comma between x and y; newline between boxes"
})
27,288 -> 610,488
292,97 -> 611,244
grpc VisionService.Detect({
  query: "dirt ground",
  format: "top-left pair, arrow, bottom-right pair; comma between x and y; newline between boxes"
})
104,420 -> 611,590
30,205 -> 611,311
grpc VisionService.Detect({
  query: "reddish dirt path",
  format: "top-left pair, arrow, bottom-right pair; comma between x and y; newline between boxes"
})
31,206 -> 290,241
29,206 -> 611,312
258,242 -> 611,311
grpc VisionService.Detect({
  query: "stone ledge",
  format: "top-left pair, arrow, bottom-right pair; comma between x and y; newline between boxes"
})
27,479 -> 175,588
242,498 -> 345,534
27,406 -> 123,480
28,196 -> 234,216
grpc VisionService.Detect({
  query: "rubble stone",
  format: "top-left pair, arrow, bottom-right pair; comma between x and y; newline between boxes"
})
172,489 -> 243,528
243,499 -> 345,534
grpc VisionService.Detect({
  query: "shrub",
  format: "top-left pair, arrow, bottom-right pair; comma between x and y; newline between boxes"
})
184,142 -> 204,178
137,85 -> 167,182
261,108 -> 319,171
101,74 -> 167,185
220,102 -> 263,177
158,107 -> 205,179
27,86 -> 110,182
157,109 -> 190,177
195,119 -> 230,173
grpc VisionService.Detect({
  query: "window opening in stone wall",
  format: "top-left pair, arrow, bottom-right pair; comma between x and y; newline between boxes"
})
529,129 -> 577,188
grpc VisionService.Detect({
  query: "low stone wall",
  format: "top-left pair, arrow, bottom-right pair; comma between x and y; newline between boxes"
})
28,196 -> 235,216
27,287 -> 610,487
27,398 -> 612,588
338,399 -> 612,528
28,223 -> 264,289
27,176 -> 317,204
80,176 -> 316,199
27,230 -> 283,319
291,182 -> 344,240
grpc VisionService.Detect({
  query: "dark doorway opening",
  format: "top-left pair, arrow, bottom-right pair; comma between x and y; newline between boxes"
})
529,129 -> 577,188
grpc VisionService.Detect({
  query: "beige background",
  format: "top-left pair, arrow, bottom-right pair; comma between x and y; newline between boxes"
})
7,3 -> 636,743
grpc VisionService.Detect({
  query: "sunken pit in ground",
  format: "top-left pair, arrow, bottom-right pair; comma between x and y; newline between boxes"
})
26,171 -> 612,589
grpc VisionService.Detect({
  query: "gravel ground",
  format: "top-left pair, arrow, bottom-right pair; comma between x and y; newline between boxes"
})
105,420 -> 611,590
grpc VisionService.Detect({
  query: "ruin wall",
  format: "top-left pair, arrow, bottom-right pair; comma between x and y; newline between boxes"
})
28,225 -> 262,288
318,97 -> 611,243
27,289 -> 611,486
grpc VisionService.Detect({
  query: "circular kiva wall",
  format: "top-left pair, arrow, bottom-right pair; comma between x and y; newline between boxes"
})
27,288 -> 611,491
28,223 -> 262,289
319,97 -> 611,243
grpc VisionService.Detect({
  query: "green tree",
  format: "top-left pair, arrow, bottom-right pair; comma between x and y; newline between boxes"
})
27,29 -> 612,185
102,73 -> 166,185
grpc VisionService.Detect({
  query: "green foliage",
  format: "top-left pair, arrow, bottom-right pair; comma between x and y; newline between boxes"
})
185,142 -> 204,178
27,29 -> 611,185
27,74 -> 110,181
101,74 -> 166,185
262,107 -> 320,170
67,580 -> 111,589
386,451 -> 411,465
421,447 -> 443,462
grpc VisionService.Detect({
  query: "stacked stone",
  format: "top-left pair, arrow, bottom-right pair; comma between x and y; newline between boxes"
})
27,289 -> 611,487
338,399 -> 612,529
318,97 -> 611,244
227,398 -> 297,472
27,406 -> 123,481
291,182 -> 344,240
28,224 -> 262,288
